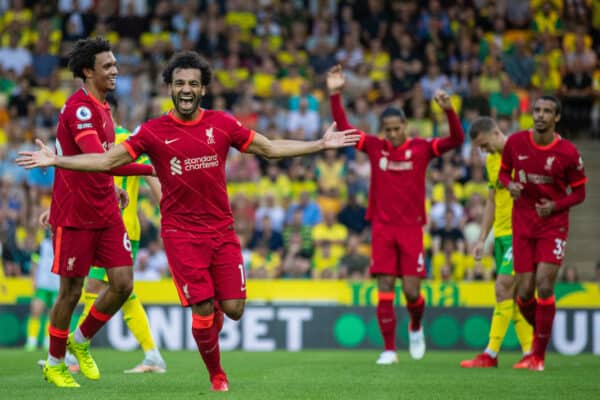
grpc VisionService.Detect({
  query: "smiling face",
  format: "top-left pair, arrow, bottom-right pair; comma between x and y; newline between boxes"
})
169,68 -> 206,119
84,51 -> 118,93
532,98 -> 560,135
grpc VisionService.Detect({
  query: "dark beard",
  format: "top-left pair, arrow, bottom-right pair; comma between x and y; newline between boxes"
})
171,93 -> 199,116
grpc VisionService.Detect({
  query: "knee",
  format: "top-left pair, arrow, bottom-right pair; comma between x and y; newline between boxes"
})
537,284 -> 554,299
536,278 -> 554,299
60,287 -> 83,306
222,301 -> 245,321
403,288 -> 420,303
111,279 -> 133,298
495,281 -> 513,302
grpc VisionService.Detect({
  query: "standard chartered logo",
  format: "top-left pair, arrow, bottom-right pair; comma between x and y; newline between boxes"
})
169,155 -> 219,175
170,157 -> 182,175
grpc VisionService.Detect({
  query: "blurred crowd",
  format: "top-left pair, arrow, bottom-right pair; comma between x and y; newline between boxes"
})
1,0 -> 599,283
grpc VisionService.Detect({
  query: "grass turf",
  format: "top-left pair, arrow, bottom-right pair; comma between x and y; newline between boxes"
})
1,349 -> 597,400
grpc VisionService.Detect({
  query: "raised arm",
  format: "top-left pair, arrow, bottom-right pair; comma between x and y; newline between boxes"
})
245,123 -> 359,159
17,139 -> 134,172
432,90 -> 465,155
327,65 -> 356,132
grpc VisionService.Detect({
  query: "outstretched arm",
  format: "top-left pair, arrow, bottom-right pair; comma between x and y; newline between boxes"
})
76,134 -> 153,176
17,139 -> 134,172
432,90 -> 465,155
245,122 -> 359,159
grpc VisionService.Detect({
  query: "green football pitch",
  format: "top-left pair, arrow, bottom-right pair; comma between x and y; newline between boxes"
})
1,349 -> 597,399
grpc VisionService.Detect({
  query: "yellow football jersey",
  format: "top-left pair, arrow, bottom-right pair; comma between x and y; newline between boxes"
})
114,126 -> 151,241
486,152 -> 512,237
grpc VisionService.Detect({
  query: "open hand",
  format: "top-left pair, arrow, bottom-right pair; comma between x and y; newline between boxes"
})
16,139 -> 56,169
327,65 -> 346,94
322,122 -> 360,149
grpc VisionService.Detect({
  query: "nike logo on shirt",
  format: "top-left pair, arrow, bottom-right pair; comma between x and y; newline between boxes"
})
165,138 -> 180,144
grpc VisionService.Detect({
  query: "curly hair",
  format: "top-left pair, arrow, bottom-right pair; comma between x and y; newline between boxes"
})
67,37 -> 112,80
162,51 -> 212,86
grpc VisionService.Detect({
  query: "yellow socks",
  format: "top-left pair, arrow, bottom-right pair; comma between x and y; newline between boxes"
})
122,294 -> 156,352
486,299 -> 514,354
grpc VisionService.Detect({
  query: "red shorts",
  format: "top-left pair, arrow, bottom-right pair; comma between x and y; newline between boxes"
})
162,229 -> 246,307
513,225 -> 568,273
370,224 -> 426,278
52,223 -> 133,277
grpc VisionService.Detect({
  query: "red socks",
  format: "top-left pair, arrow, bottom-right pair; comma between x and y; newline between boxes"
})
376,292 -> 396,351
517,296 -> 537,328
191,313 -> 224,378
48,325 -> 68,359
79,305 -> 112,339
533,296 -> 556,360
407,295 -> 425,331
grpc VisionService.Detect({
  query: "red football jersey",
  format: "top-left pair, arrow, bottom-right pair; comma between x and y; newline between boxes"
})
50,88 -> 120,228
124,110 -> 255,236
359,134 -> 439,226
500,130 -> 587,227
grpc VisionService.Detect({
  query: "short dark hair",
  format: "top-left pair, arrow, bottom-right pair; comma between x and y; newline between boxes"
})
469,116 -> 497,140
162,51 -> 212,86
68,37 -> 112,80
379,107 -> 406,130
535,95 -> 562,117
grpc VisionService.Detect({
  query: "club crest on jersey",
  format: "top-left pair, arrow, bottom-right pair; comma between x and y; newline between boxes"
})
405,149 -> 412,160
206,127 -> 215,144
544,156 -> 555,171
75,106 -> 92,121
577,156 -> 584,171
67,257 -> 76,271
379,157 -> 388,171
170,157 -> 182,175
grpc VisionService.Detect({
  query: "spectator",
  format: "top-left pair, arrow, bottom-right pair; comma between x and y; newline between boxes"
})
561,265 -> 580,283
338,234 -> 370,280
489,76 -> 520,126
248,216 -> 284,253
254,193 -> 285,233
0,30 -> 32,77
337,193 -> 368,235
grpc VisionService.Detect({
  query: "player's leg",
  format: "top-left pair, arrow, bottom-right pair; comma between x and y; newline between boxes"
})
375,274 -> 398,364
119,239 -> 166,373
25,290 -> 47,351
371,225 -> 400,364
513,233 -> 537,328
43,226 -> 96,387
44,276 -> 85,387
122,291 -> 167,373
530,262 -> 560,369
66,272 -> 106,373
163,234 -> 228,391
402,275 -> 426,360
69,226 -> 134,380
191,299 -> 228,391
399,226 -> 426,360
